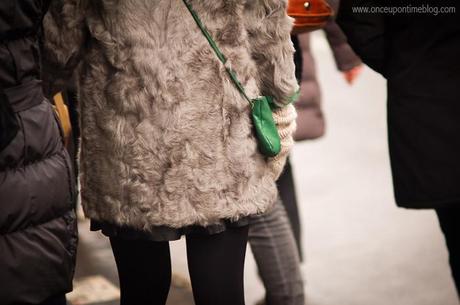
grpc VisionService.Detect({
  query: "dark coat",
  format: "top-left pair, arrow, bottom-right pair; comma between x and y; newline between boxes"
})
337,0 -> 460,208
0,1 -> 78,304
293,0 -> 362,141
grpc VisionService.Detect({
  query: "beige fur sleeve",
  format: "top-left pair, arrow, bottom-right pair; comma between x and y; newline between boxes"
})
244,0 -> 299,107
41,0 -> 87,96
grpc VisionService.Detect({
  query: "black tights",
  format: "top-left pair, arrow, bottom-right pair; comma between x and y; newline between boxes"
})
436,206 -> 460,298
110,226 -> 249,305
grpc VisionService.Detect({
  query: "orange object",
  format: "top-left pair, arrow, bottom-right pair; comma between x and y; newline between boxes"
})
287,0 -> 333,34
53,92 -> 72,147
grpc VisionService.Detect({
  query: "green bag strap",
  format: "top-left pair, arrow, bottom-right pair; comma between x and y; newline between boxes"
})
182,0 -> 253,106
182,0 -> 300,108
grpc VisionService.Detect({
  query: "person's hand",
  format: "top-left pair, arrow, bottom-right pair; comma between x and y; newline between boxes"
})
343,65 -> 363,85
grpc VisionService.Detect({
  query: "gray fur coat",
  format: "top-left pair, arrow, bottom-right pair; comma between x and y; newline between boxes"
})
43,0 -> 298,229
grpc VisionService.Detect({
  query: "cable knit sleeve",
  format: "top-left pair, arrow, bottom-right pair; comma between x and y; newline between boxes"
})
245,0 -> 299,107
267,104 -> 297,179
41,0 -> 87,96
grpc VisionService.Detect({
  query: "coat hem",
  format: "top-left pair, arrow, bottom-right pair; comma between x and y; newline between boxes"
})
396,196 -> 460,210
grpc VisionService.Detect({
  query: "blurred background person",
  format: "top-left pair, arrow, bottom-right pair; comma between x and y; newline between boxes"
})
0,0 -> 78,304
249,2 -> 362,303
338,0 -> 460,297
285,7 -> 363,258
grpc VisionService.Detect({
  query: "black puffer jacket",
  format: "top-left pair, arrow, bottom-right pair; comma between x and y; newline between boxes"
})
0,1 -> 77,304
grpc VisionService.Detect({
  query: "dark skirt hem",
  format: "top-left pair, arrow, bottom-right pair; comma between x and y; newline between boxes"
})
90,217 -> 251,242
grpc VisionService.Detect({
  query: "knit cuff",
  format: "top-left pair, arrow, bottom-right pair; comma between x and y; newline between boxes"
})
267,104 -> 297,179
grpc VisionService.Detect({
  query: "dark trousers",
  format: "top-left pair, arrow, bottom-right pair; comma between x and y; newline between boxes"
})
110,226 -> 249,305
249,200 -> 304,305
436,206 -> 460,297
277,157 -> 303,261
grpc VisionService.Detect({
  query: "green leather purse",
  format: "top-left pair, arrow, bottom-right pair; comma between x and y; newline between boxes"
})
182,0 -> 298,157
251,96 -> 281,157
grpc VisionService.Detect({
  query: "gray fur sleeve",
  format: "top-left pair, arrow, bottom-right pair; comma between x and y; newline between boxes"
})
245,0 -> 299,107
41,0 -> 87,96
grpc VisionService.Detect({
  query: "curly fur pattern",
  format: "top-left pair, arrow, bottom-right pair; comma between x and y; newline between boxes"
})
43,0 -> 298,230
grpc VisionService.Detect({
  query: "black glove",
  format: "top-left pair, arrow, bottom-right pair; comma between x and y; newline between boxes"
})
0,92 -> 19,152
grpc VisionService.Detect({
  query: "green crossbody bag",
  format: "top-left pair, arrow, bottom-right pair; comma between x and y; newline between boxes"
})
182,0 -> 299,157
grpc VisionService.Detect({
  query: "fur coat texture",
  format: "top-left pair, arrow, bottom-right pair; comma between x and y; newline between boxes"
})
43,0 -> 298,229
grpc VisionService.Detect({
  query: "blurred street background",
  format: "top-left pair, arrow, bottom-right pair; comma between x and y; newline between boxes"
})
70,32 -> 459,305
